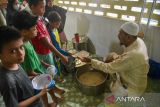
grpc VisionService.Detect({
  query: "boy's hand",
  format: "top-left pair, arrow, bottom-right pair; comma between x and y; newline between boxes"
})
38,86 -> 49,97
62,56 -> 68,64
41,60 -> 50,68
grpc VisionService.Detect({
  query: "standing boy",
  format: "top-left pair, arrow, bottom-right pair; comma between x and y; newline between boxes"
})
13,10 -> 65,106
28,0 -> 68,66
47,11 -> 71,75
0,26 -> 48,107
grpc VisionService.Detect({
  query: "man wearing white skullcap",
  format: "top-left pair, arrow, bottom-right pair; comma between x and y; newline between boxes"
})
82,21 -> 149,97
120,21 -> 148,60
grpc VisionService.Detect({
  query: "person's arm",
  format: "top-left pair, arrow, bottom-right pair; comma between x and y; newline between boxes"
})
51,36 -> 69,56
91,53 -> 131,74
27,70 -> 40,76
49,28 -> 69,56
104,52 -> 119,63
2,83 -> 47,107
40,60 -> 50,68
40,37 -> 68,63
82,53 -> 131,74
18,87 -> 48,107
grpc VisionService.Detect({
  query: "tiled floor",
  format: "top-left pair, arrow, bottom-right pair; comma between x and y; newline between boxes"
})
56,74 -> 107,107
0,74 -> 160,107
55,74 -> 160,107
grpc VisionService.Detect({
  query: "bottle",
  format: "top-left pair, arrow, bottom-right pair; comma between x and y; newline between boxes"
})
74,33 -> 80,43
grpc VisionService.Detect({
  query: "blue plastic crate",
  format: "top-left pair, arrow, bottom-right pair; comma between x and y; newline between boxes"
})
148,59 -> 160,79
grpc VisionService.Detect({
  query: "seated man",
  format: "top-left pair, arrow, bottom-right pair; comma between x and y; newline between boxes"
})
82,22 -> 149,97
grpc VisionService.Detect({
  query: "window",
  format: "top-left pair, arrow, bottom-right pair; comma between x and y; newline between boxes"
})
114,5 -> 127,10
84,9 -> 92,14
57,0 -> 160,26
88,3 -> 97,7
121,15 -> 136,21
64,1 -> 70,4
131,7 -> 148,13
79,2 -> 86,6
75,8 -> 82,12
94,11 -> 104,16
100,4 -> 110,9
107,13 -> 118,18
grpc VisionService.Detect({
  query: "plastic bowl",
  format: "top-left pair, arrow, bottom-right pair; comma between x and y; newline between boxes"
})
32,74 -> 55,90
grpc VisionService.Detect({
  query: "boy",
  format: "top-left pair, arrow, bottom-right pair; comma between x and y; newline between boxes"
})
47,11 -> 73,75
13,10 -> 48,76
28,0 -> 69,80
0,26 -> 47,107
44,0 -> 68,49
47,11 -> 69,56
13,10 -> 65,106
28,0 -> 68,66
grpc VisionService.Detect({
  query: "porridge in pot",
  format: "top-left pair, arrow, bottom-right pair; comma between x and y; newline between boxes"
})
78,71 -> 105,86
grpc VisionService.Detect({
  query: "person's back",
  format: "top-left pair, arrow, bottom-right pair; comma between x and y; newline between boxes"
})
118,50 -> 149,96
124,37 -> 148,61
136,38 -> 148,60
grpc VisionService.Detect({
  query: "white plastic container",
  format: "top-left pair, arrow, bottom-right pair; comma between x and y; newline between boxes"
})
32,74 -> 55,90
46,65 -> 57,78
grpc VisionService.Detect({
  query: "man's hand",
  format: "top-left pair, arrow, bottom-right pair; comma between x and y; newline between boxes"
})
105,52 -> 119,63
81,57 -> 91,63
105,56 -> 114,63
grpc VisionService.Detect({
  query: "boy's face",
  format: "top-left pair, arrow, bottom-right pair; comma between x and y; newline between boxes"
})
50,21 -> 60,29
0,38 -> 25,65
22,25 -> 37,40
31,0 -> 46,16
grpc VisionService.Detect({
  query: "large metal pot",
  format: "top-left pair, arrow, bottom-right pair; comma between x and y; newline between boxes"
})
76,65 -> 107,96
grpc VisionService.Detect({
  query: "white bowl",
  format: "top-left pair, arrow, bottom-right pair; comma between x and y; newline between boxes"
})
32,74 -> 55,90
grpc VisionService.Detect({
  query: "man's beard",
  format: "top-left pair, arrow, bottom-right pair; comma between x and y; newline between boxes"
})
120,42 -> 123,46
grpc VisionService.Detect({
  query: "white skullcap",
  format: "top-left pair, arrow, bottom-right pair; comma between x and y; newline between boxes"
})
120,22 -> 139,36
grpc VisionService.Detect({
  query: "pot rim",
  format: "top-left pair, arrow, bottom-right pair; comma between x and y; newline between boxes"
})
76,68 -> 108,87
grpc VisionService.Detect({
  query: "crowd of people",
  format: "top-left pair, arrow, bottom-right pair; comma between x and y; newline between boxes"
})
0,0 -> 149,107
0,0 -> 69,107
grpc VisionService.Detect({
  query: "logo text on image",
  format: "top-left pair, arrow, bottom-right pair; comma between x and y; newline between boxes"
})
106,95 -> 145,103
116,96 -> 145,102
